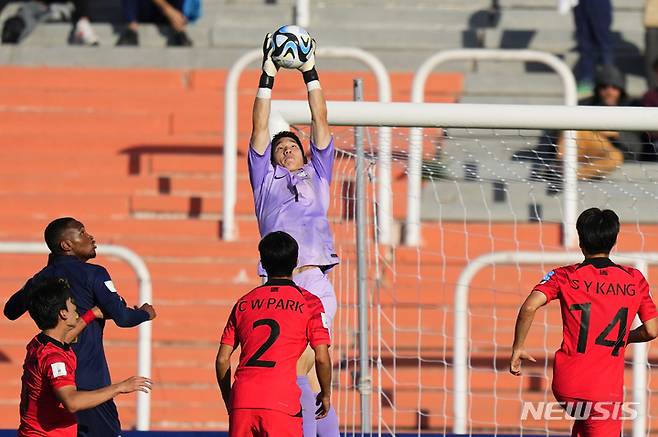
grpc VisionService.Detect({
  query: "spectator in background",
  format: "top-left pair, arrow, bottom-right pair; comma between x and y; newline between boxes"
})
117,0 -> 198,47
562,65 -> 643,179
561,65 -> 643,179
573,0 -> 614,96
645,0 -> 658,90
1,0 -> 97,45
514,65 -> 642,183
641,58 -> 658,160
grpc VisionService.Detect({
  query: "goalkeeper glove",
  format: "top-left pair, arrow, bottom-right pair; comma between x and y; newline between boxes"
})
260,33 -> 278,89
299,38 -> 319,86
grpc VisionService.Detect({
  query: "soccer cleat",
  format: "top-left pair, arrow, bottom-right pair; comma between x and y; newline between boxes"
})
1,16 -> 25,44
71,18 -> 98,46
169,31 -> 193,47
116,28 -> 138,46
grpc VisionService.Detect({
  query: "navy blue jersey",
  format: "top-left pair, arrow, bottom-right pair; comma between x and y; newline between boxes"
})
4,254 -> 149,390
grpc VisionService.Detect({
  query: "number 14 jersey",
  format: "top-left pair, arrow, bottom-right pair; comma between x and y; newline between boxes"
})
220,278 -> 331,415
534,257 -> 658,401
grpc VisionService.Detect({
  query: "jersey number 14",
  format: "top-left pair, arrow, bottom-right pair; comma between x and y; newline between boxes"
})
569,303 -> 628,356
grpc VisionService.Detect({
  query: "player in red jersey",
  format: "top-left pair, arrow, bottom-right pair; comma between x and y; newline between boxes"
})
215,231 -> 332,437
18,278 -> 151,436
510,208 -> 658,437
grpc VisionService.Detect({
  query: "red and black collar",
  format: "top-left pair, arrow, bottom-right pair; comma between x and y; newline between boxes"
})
37,332 -> 71,350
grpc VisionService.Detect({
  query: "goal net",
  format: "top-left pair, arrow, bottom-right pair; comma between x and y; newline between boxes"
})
284,102 -> 658,436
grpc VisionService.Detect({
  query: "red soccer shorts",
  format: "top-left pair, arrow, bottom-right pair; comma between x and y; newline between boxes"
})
229,408 -> 302,437
555,395 -> 622,437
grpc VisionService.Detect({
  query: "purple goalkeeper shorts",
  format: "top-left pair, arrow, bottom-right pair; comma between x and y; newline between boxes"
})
293,267 -> 337,328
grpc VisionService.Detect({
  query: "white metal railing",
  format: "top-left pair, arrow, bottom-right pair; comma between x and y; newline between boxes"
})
453,251 -> 657,437
295,0 -> 310,27
222,47 -> 393,244
0,242 -> 153,430
407,49 -> 578,248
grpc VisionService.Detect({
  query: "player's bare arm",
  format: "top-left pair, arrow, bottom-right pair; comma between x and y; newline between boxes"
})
55,376 -> 152,413
308,88 -> 331,150
215,343 -> 234,412
509,290 -> 547,376
251,93 -> 272,155
251,33 -> 278,155
63,306 -> 104,344
297,39 -> 331,150
627,317 -> 658,344
151,0 -> 186,32
312,343 -> 332,419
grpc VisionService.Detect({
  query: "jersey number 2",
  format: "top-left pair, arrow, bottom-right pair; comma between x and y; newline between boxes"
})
245,318 -> 281,368
569,303 -> 628,356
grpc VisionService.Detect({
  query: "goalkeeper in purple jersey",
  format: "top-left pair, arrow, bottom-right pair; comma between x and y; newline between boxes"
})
246,33 -> 340,437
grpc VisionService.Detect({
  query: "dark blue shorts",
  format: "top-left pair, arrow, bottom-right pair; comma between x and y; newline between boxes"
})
76,399 -> 121,437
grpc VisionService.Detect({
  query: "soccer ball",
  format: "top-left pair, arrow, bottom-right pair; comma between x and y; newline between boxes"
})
271,25 -> 313,69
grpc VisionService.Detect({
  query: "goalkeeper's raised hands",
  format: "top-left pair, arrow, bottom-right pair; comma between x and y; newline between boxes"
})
260,33 -> 279,86
298,38 -> 316,73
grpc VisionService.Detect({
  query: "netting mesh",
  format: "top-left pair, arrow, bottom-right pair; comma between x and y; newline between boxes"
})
300,124 -> 658,435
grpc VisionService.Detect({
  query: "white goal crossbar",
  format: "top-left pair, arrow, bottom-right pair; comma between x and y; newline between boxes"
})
454,251 -> 658,437
0,242 -> 153,430
271,101 -> 658,246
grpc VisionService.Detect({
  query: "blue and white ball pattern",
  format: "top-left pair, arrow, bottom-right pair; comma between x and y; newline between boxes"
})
271,25 -> 313,69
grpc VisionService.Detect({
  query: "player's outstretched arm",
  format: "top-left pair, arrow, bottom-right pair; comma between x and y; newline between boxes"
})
55,376 -> 152,413
251,33 -> 278,155
3,279 -> 36,320
312,344 -> 332,419
4,286 -> 28,320
627,317 -> 658,344
92,268 -> 154,327
509,291 -> 546,376
215,343 -> 234,412
298,40 -> 331,150
308,87 -> 331,150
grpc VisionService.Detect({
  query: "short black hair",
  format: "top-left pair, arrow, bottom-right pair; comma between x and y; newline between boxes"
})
44,217 -> 79,253
576,208 -> 620,255
259,231 -> 298,277
271,131 -> 307,165
27,278 -> 72,330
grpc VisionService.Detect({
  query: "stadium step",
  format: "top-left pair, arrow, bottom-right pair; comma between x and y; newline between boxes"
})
0,109 -> 171,136
0,193 -> 131,217
0,217 -> 224,241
